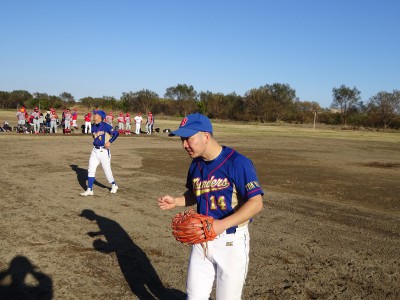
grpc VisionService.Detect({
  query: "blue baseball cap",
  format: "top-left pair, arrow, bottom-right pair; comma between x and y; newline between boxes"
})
170,113 -> 213,138
92,110 -> 106,120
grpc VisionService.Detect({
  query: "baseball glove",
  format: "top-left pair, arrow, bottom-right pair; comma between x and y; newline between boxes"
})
171,209 -> 217,245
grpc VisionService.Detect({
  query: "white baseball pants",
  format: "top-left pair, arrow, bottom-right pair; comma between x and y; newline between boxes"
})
50,120 -> 57,133
85,122 -> 91,134
88,148 -> 115,183
32,119 -> 40,133
186,226 -> 250,300
135,123 -> 141,134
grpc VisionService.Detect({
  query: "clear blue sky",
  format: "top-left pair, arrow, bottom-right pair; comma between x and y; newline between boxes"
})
1,0 -> 398,108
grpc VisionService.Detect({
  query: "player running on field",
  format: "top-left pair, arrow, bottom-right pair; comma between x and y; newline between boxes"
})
81,110 -> 119,196
157,113 -> 264,300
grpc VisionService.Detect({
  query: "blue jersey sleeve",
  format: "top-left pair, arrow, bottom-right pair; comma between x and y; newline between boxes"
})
107,124 -> 119,143
232,155 -> 264,200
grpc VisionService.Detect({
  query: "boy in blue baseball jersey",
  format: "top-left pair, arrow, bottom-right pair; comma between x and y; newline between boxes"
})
158,113 -> 264,300
81,110 -> 119,196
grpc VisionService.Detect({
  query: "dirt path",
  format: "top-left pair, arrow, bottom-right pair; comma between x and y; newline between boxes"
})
0,131 -> 399,299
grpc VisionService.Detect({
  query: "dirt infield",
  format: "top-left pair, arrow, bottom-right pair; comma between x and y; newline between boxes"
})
0,119 -> 399,299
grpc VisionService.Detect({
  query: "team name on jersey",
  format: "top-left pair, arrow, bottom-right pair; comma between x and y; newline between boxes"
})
192,176 -> 230,196
93,131 -> 105,138
245,181 -> 261,191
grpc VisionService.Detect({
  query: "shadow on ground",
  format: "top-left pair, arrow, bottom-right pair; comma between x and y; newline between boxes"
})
80,209 -> 186,300
70,164 -> 110,191
0,255 -> 53,300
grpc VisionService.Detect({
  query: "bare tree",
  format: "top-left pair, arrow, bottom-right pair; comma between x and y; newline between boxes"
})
199,91 -> 230,119
10,90 -> 32,108
367,90 -> 400,130
120,90 -> 158,113
293,100 -> 321,124
59,92 -> 75,106
164,84 -> 197,116
268,83 -> 297,121
244,87 -> 271,122
245,83 -> 296,122
331,85 -> 361,125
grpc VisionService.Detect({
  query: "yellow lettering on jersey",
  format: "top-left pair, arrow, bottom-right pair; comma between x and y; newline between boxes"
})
192,176 -> 230,196
209,195 -> 227,211
245,181 -> 260,191
217,196 -> 227,210
93,131 -> 105,138
209,195 -> 218,210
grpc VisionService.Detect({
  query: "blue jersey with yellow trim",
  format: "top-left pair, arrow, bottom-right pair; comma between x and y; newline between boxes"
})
186,146 -> 263,226
92,122 -> 119,147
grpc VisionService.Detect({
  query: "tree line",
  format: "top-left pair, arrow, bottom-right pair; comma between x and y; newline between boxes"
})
1,83 -> 399,129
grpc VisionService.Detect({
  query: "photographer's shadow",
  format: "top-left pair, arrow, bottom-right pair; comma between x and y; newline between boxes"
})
80,209 -> 185,300
70,164 -> 109,191
0,255 -> 53,300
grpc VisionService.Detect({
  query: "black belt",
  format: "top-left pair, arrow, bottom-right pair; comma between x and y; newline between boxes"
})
226,227 -> 237,234
94,146 -> 105,149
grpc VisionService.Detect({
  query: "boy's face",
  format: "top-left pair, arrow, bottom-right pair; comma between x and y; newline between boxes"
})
93,114 -> 102,124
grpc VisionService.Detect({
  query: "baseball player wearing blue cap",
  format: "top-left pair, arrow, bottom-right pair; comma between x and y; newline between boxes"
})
81,110 -> 120,196
158,113 -> 264,299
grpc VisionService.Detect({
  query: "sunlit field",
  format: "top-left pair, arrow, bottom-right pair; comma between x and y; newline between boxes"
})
1,107 -> 399,299
2,109 -> 399,143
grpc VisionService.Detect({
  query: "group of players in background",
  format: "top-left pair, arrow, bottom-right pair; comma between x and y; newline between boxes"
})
107,111 -> 154,135
10,106 -> 155,135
